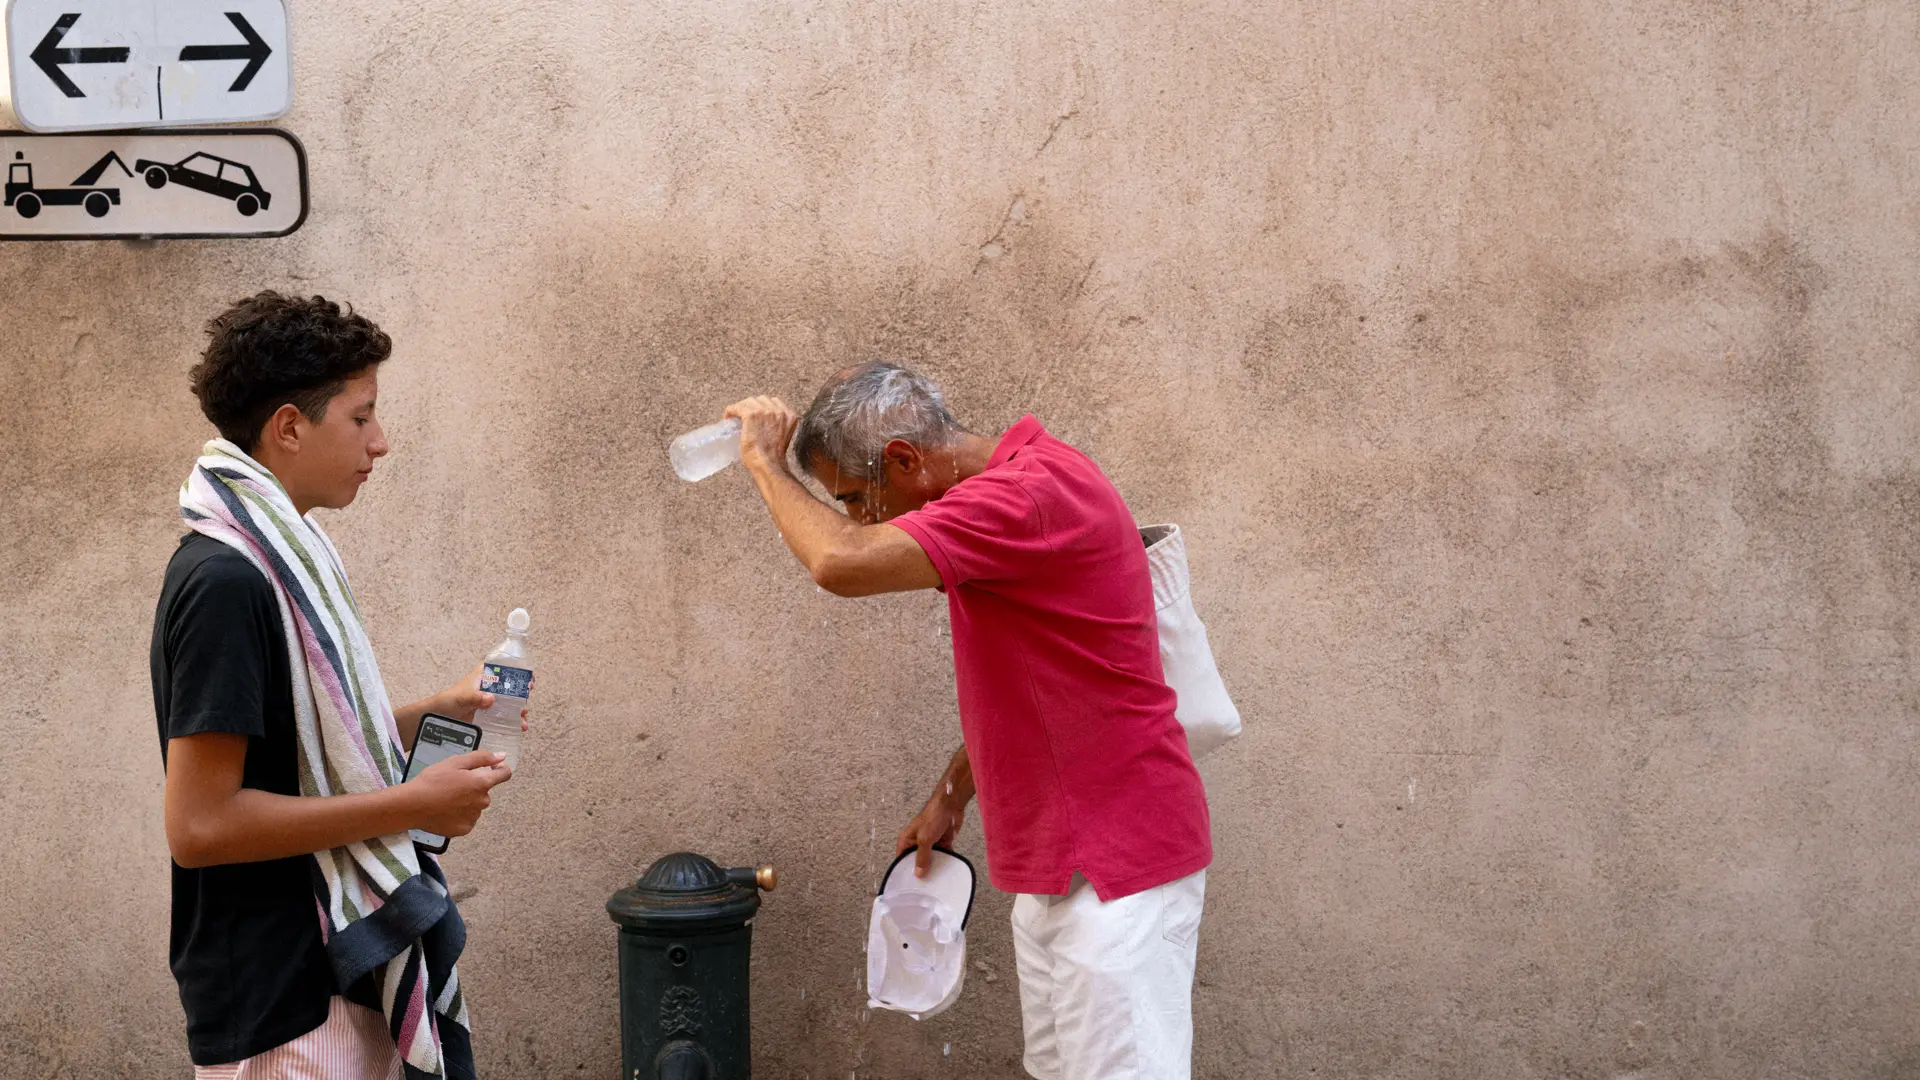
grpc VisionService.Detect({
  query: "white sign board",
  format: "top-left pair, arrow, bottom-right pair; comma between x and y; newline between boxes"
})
6,0 -> 289,131
0,128 -> 305,238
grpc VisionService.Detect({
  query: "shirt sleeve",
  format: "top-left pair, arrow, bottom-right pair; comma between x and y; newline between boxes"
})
164,555 -> 277,741
891,469 -> 1054,590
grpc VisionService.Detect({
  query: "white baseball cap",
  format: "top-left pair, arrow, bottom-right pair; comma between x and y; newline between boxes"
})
866,846 -> 976,1019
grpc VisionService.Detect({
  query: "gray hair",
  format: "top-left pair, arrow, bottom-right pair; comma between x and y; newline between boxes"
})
792,362 -> 966,481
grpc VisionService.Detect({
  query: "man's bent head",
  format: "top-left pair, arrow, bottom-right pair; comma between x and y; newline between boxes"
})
793,362 -> 968,523
189,291 -> 392,514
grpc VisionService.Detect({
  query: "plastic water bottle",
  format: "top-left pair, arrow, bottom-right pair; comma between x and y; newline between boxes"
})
669,417 -> 742,481
475,608 -> 532,771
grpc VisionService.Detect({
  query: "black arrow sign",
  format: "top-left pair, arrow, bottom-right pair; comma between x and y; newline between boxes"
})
31,14 -> 131,99
178,13 -> 272,93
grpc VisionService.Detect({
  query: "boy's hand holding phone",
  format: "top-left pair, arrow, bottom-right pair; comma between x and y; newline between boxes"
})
407,749 -> 512,841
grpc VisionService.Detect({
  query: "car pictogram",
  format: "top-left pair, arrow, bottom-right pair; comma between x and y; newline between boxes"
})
133,151 -> 272,216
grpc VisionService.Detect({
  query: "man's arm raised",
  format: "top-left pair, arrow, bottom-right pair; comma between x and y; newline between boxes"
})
725,396 -> 941,597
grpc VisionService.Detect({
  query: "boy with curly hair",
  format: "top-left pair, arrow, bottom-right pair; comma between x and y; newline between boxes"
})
153,291 -> 515,1079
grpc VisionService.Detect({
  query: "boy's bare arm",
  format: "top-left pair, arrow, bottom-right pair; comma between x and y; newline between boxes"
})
164,732 -> 509,868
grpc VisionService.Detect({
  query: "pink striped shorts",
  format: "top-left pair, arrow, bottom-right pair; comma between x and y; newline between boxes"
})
194,996 -> 401,1080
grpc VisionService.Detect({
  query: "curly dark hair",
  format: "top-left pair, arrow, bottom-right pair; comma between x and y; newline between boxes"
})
189,291 -> 392,451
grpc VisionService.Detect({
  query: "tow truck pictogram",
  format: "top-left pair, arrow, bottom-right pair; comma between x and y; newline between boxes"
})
5,150 -> 132,218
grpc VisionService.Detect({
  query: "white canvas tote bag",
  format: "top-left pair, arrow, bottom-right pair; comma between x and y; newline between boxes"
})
1141,524 -> 1242,759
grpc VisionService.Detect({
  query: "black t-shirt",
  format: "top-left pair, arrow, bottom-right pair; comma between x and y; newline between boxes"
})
151,532 -> 336,1065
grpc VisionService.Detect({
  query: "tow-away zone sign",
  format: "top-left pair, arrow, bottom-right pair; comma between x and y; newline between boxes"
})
0,128 -> 306,239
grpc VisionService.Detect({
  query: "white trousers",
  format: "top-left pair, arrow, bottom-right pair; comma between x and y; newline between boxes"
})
1012,869 -> 1206,1080
193,997 -> 401,1080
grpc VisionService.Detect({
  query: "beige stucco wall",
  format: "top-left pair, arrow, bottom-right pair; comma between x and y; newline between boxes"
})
3,1 -> 1918,1076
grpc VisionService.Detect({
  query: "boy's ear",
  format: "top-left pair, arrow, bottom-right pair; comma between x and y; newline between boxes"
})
260,403 -> 304,453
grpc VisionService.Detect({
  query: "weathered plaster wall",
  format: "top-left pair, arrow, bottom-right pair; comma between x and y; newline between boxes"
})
3,1 -> 1918,1076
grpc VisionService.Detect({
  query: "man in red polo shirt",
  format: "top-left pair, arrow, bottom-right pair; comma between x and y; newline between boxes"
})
724,362 -> 1212,1080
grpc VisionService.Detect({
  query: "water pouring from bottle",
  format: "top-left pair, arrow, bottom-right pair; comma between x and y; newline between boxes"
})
669,417 -> 743,482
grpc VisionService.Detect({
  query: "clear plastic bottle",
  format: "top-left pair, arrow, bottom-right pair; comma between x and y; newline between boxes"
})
669,417 -> 742,481
475,608 -> 532,771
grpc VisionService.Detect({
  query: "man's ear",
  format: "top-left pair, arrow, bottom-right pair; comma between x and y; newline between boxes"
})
259,402 -> 304,455
882,439 -> 923,481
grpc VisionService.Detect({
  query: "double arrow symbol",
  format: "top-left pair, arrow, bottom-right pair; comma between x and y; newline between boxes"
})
32,12 -> 272,99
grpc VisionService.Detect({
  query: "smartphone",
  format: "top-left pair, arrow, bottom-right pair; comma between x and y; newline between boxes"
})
403,713 -> 484,854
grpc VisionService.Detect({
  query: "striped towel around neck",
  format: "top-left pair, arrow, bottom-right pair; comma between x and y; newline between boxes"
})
179,439 -> 473,1080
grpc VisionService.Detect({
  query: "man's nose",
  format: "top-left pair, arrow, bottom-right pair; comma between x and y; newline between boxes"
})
368,425 -> 390,458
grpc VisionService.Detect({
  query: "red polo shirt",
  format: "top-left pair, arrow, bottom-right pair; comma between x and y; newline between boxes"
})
892,416 -> 1212,900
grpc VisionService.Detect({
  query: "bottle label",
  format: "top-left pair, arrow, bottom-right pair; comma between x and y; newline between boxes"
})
481,663 -> 533,699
